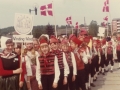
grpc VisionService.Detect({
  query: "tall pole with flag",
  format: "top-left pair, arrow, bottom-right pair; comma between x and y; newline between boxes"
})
40,3 -> 57,37
66,16 -> 73,34
102,0 -> 110,36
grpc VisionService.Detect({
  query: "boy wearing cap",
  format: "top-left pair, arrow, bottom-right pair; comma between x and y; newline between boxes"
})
36,36 -> 60,90
69,34 -> 88,90
49,35 -> 69,90
105,41 -> 116,72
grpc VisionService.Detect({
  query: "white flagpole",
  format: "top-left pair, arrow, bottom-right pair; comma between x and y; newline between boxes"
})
52,1 -> 57,37
66,25 -> 67,36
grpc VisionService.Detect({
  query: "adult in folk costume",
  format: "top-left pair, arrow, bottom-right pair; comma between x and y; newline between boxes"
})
49,35 -> 69,90
22,42 -> 39,90
0,39 -> 27,90
69,34 -> 88,90
36,36 -> 60,90
61,39 -> 77,90
105,41 -> 116,72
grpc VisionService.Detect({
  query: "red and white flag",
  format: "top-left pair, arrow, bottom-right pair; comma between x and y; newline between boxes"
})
75,22 -> 79,29
40,3 -> 53,16
101,22 -> 106,27
66,16 -> 72,25
103,0 -> 109,12
103,16 -> 108,21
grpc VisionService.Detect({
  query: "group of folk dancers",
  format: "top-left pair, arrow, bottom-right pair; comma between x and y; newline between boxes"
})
0,29 -> 120,90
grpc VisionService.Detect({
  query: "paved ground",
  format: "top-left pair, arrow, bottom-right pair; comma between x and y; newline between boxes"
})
91,62 -> 120,90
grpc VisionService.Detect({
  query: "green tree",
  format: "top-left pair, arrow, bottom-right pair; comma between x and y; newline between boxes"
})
89,20 -> 98,37
46,24 -> 54,37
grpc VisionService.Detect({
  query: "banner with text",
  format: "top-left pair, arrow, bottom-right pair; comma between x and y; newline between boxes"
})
13,35 -> 33,42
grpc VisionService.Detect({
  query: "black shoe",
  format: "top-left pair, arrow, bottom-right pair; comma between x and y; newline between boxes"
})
102,72 -> 105,75
105,69 -> 109,72
88,87 -> 91,90
91,83 -> 95,87
118,67 -> 120,69
110,70 -> 113,73
93,79 -> 96,81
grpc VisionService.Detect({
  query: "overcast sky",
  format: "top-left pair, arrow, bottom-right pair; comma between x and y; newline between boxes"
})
0,0 -> 120,28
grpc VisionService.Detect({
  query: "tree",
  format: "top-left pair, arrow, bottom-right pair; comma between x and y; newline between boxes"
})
46,24 -> 54,37
89,20 -> 98,37
32,26 -> 47,38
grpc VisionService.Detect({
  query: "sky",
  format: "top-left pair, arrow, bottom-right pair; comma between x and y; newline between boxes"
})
0,0 -> 120,28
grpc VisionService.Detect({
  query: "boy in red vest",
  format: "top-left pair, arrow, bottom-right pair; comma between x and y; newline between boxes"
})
61,39 -> 77,90
69,34 -> 88,90
49,35 -> 69,90
105,41 -> 115,73
36,36 -> 60,90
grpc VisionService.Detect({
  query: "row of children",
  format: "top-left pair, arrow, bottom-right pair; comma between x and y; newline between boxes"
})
0,30 -> 120,90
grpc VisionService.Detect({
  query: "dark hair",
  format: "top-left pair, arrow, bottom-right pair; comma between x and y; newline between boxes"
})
6,39 -> 14,44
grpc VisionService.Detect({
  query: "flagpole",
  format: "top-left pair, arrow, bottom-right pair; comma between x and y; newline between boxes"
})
71,25 -> 73,34
52,1 -> 57,37
66,25 -> 67,36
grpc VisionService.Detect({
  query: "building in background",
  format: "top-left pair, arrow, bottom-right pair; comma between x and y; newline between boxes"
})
112,18 -> 120,33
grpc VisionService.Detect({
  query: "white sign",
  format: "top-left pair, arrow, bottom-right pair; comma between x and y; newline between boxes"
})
14,13 -> 34,35
98,27 -> 105,36
13,35 -> 33,42
1,36 -> 11,49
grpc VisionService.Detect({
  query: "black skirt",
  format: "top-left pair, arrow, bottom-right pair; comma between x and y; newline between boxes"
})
0,75 -> 27,90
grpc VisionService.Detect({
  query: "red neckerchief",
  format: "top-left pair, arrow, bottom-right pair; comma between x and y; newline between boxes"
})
41,52 -> 50,67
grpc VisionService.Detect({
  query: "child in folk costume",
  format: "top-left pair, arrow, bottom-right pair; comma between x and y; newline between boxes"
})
61,39 -> 77,90
0,39 -> 27,90
49,35 -> 69,90
69,34 -> 88,90
105,41 -> 116,72
116,37 -> 120,69
33,38 -> 41,54
23,42 -> 39,90
83,36 -> 93,90
36,36 -> 60,90
99,39 -> 106,75
90,39 -> 98,87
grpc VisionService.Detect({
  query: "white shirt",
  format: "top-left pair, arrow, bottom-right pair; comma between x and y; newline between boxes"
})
71,52 -> 77,75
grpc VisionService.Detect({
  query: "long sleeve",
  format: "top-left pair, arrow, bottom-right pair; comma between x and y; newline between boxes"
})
20,62 -> 26,81
0,58 -> 13,76
98,49 -> 101,63
82,51 -> 88,64
36,56 -> 41,85
24,56 -> 32,76
63,52 -> 69,76
71,52 -> 77,75
53,56 -> 60,83
86,48 -> 92,59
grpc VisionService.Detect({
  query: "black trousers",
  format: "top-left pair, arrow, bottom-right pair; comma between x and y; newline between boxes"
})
95,55 -> 99,72
75,69 -> 86,90
100,54 -> 105,68
57,69 -> 67,90
66,67 -> 75,90
105,54 -> 114,66
91,58 -> 96,77
84,64 -> 89,83
117,51 -> 120,62
41,74 -> 57,90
